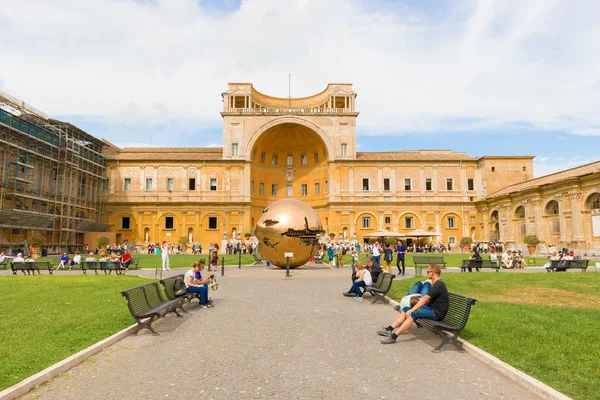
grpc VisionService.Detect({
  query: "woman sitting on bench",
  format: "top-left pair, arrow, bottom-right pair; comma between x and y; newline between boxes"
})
343,261 -> 371,301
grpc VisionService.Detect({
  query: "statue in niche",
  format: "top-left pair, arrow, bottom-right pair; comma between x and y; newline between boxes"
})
282,167 -> 297,183
226,178 -> 231,190
144,231 -> 149,242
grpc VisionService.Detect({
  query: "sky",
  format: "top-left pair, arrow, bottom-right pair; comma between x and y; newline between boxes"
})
1,0 -> 599,178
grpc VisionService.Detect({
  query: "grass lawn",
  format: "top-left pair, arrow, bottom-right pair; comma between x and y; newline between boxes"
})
37,252 -> 549,269
0,275 -> 153,391
388,273 -> 600,400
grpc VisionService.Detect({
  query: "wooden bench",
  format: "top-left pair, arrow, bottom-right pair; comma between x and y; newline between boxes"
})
460,259 -> 500,272
11,261 -> 53,275
413,292 -> 477,353
252,253 -> 264,266
413,256 -> 446,274
547,259 -> 589,272
363,273 -> 395,304
121,282 -> 188,335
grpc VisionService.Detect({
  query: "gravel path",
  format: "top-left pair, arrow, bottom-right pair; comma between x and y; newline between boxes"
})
21,266 -> 542,399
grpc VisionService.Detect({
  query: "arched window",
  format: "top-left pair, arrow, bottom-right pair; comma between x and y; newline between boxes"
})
546,200 -> 559,215
515,206 -> 525,219
587,193 -> 600,210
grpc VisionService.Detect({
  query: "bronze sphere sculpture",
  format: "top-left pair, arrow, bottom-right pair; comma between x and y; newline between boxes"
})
254,199 -> 323,268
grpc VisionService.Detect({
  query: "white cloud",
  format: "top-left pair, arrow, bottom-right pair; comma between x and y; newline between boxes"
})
1,0 -> 600,140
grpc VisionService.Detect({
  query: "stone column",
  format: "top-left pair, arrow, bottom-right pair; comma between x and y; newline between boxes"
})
531,198 -> 544,241
462,210 -> 470,238
182,165 -> 188,190
151,211 -> 158,243
137,211 -> 144,243
349,166 -> 354,195
481,207 -> 489,241
570,191 -> 584,241
194,211 -> 201,245
153,165 -> 158,193
460,165 -> 467,197
139,165 -> 145,191
503,204 -> 513,243
180,211 -> 187,240
419,165 -> 425,195
432,166 -> 439,193
421,211 -> 427,230
349,210 -> 356,238
378,210 -> 384,231
224,211 -> 231,238
109,166 -> 116,194
377,166 -> 383,195
391,166 -> 396,193
558,194 -> 568,243
434,210 -> 441,233
239,211 -> 245,238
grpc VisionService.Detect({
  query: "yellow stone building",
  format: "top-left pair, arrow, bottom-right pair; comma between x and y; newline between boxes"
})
102,83 -> 600,253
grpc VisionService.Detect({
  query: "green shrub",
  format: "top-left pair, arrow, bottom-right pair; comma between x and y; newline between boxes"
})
523,235 -> 541,245
97,236 -> 110,246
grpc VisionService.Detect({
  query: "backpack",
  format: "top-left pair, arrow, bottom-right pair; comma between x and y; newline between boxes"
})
342,247 -> 347,255
384,249 -> 393,262
173,277 -> 187,297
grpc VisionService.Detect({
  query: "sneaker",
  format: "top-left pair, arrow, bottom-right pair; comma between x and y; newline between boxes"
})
393,305 -> 401,312
206,303 -> 214,308
354,296 -> 363,302
200,304 -> 208,309
380,336 -> 397,344
343,292 -> 355,297
377,328 -> 392,337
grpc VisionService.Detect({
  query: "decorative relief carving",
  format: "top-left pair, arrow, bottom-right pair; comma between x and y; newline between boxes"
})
282,167 -> 297,183
137,211 -> 144,215
529,198 -> 543,206
238,211 -> 245,215
569,192 -> 583,199
181,211 -> 188,215
195,211 -> 200,215
150,211 -> 157,215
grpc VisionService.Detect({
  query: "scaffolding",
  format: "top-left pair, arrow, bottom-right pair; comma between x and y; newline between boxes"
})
0,91 -> 110,254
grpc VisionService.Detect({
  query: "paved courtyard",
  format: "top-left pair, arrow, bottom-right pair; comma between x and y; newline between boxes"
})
21,266 -> 542,399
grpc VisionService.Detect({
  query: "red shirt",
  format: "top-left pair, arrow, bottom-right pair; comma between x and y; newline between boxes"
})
121,253 -> 131,262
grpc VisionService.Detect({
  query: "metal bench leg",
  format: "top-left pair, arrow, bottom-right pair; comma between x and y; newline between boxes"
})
370,294 -> 383,304
136,316 -> 160,336
432,327 -> 465,353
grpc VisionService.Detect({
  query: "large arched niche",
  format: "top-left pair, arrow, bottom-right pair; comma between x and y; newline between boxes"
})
249,120 -> 330,213
245,117 -> 334,162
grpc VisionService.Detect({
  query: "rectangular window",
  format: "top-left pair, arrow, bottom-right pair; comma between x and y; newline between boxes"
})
446,178 -> 453,191
165,216 -> 174,229
259,182 -> 264,195
405,217 -> 413,229
523,166 -> 527,172
470,216 -> 476,224
188,178 -> 196,190
208,216 -> 218,230
231,143 -> 239,157
301,184 -> 307,196
315,182 -> 320,194
362,217 -> 371,229
287,155 -> 293,166
468,178 -> 474,191
448,216 -> 455,228
124,178 -> 131,191
325,180 -> 329,193
272,154 -> 278,165
383,178 -> 390,191
314,153 -> 319,163
385,216 -> 391,224
425,179 -> 432,191
404,178 -> 411,191
271,184 -> 278,196
102,179 -> 109,191
121,217 -> 130,230
167,178 -> 174,191
145,178 -> 153,191
251,180 -> 255,193
449,236 -> 456,245
362,178 -> 369,191
301,154 -> 307,165
551,220 -> 560,234
210,178 -> 217,191
286,185 -> 293,196
491,166 -> 496,172
341,143 -> 347,157
260,153 -> 265,163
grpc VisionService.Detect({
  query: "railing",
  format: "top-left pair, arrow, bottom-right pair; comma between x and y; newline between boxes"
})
223,107 -> 355,115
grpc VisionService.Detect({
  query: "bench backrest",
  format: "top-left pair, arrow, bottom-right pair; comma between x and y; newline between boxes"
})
11,262 -> 33,269
160,274 -> 186,300
379,273 -> 395,293
442,293 -> 477,330
30,261 -> 51,269
372,271 -> 385,289
121,282 -> 164,317
414,256 -> 445,263
83,261 -> 102,269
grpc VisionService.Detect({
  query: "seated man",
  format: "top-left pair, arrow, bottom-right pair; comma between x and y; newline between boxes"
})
85,252 -> 97,262
365,256 -> 382,284
378,264 -> 448,344
13,253 -> 29,275
120,250 -> 132,274
462,249 -> 482,272
501,250 -> 513,268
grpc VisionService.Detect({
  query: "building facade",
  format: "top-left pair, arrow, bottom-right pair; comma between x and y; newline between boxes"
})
102,83 -> 546,249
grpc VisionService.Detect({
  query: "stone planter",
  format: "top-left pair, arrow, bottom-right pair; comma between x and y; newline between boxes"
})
527,245 -> 537,255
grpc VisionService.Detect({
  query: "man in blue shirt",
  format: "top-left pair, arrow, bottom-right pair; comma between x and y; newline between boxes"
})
395,240 -> 407,276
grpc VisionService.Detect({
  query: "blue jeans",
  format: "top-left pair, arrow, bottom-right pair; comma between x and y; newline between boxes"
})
410,308 -> 436,320
348,281 -> 367,297
186,285 -> 209,305
407,281 -> 431,296
373,255 -> 381,265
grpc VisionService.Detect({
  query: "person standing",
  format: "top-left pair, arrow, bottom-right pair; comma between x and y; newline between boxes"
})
382,243 -> 394,274
395,240 -> 407,276
160,241 -> 171,271
372,242 -> 381,266
210,244 -> 219,272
